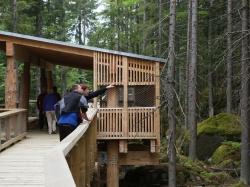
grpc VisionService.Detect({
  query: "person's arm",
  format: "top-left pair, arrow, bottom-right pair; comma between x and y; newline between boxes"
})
85,83 -> 115,101
85,88 -> 107,101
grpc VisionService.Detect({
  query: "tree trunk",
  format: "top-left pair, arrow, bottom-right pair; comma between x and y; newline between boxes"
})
83,17 -> 86,45
240,0 -> 250,184
226,0 -> 233,113
208,0 -> 214,117
78,14 -> 83,45
142,0 -> 147,54
11,0 -> 17,32
35,0 -> 43,37
167,0 -> 176,186
158,0 -> 162,56
60,66 -> 67,96
188,0 -> 198,160
185,0 -> 192,129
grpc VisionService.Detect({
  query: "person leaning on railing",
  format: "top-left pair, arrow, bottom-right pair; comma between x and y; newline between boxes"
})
79,82 -> 115,120
57,84 -> 88,141
80,82 -> 115,102
57,83 -> 115,141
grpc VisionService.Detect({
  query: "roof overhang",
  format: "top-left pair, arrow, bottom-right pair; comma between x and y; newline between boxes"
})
0,31 -> 167,69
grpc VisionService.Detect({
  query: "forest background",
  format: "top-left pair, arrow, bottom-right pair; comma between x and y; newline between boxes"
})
0,0 -> 250,186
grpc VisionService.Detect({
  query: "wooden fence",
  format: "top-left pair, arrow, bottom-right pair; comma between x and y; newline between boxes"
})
97,107 -> 157,139
45,109 -> 98,187
95,52 -> 156,86
0,109 -> 27,151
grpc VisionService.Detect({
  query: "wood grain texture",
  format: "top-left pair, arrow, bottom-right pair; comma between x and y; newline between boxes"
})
0,131 -> 59,186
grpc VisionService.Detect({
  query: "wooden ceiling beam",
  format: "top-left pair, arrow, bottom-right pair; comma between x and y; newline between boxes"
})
0,36 -> 93,58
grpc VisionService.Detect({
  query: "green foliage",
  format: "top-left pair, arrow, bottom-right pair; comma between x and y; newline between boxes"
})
230,181 -> 249,187
179,155 -> 232,185
197,113 -> 241,137
0,52 -> 6,104
211,141 -> 240,168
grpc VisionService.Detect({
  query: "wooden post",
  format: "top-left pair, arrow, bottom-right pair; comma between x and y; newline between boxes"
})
106,89 -> 118,107
107,141 -> 119,187
5,117 -> 11,140
0,119 -> 1,147
79,137 -> 86,187
120,56 -> 128,152
154,62 -> 160,152
46,63 -> 53,92
19,61 -> 30,109
93,52 -> 98,108
5,42 -> 17,108
70,143 -> 81,186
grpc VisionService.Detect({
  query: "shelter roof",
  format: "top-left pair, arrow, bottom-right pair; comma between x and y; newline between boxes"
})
0,31 -> 166,69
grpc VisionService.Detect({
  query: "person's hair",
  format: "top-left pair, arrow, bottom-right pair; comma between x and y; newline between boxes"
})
52,86 -> 57,92
71,84 -> 80,91
80,83 -> 88,91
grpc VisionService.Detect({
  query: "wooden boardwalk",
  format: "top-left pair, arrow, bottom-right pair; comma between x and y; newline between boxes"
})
0,131 -> 59,187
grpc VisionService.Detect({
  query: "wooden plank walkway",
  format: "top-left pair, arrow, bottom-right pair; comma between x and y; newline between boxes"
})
0,131 -> 59,187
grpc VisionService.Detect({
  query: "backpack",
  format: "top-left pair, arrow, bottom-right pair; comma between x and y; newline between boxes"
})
54,99 -> 64,120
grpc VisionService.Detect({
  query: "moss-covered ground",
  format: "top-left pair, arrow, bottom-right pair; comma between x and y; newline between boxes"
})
197,113 -> 240,137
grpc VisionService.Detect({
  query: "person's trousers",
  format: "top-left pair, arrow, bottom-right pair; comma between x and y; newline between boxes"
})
39,111 -> 45,129
45,111 -> 57,134
58,124 -> 76,141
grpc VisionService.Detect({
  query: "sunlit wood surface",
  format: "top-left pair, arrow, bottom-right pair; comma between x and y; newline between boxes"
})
0,131 -> 59,187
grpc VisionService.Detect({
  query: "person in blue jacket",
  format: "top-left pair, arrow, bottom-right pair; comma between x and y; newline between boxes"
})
58,83 -> 115,141
43,88 -> 60,134
57,84 -> 87,141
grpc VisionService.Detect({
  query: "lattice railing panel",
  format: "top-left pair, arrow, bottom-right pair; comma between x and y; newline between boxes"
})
128,107 -> 156,138
97,108 -> 123,138
128,59 -> 155,85
97,107 -> 157,139
95,52 -> 123,85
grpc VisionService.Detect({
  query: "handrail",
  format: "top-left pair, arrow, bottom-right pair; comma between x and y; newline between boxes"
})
45,108 -> 98,187
97,107 -> 157,139
0,108 -> 27,151
0,108 -> 26,118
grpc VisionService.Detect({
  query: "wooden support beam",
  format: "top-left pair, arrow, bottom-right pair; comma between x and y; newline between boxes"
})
19,61 -> 30,109
155,62 -> 160,152
119,151 -> 159,166
150,140 -> 156,153
46,63 -> 54,92
119,140 -> 128,153
93,52 -> 98,108
5,42 -> 17,108
40,68 -> 47,91
122,57 -> 128,140
79,137 -> 86,187
1,36 -> 93,58
107,141 -> 119,187
69,144 -> 81,186
107,89 -> 118,107
6,42 -> 14,56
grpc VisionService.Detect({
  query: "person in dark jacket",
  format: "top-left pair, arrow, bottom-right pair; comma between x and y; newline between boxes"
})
37,88 -> 47,130
58,84 -> 88,141
58,83 -> 115,141
81,83 -> 115,101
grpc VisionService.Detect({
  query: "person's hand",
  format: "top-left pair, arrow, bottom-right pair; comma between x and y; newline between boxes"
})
106,83 -> 115,89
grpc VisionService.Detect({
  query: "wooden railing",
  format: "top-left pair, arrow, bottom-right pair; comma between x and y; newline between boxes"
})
45,109 -> 97,187
97,107 -> 157,139
0,109 -> 27,151
94,52 -> 156,86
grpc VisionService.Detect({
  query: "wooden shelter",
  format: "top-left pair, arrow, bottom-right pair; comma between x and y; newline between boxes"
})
0,31 -> 166,186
